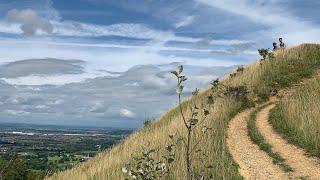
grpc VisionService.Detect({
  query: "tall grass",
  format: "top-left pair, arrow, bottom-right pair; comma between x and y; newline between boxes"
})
48,44 -> 320,180
225,44 -> 320,101
270,75 -> 320,157
49,93 -> 247,180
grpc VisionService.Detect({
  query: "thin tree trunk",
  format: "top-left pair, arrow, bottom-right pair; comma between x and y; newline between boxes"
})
186,127 -> 192,180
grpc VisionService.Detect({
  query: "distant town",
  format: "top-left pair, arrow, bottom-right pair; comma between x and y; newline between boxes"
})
0,123 -> 132,175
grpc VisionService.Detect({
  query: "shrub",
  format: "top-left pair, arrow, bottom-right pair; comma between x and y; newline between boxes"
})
122,145 -> 175,180
258,48 -> 274,61
143,120 -> 152,127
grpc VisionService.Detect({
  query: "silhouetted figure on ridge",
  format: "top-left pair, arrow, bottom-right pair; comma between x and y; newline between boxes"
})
279,38 -> 286,48
273,42 -> 278,51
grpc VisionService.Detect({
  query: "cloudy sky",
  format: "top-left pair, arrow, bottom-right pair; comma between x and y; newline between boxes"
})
0,0 -> 319,128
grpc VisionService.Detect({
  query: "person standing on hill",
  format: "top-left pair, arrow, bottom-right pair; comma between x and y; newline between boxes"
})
273,42 -> 278,51
279,38 -> 286,48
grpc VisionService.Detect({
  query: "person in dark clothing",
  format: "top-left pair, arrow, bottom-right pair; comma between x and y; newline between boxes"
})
273,42 -> 278,51
279,38 -> 285,48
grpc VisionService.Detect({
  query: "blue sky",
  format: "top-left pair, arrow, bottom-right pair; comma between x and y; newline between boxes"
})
0,0 -> 319,128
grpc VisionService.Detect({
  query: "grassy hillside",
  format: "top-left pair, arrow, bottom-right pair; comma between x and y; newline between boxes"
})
270,74 -> 320,157
49,44 -> 320,180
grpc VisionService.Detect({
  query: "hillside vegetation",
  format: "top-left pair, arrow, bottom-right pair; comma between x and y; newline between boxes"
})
49,44 -> 320,180
270,74 -> 320,157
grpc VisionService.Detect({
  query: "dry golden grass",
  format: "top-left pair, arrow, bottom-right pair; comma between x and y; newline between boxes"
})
49,94 -> 246,180
48,44 -> 320,180
270,75 -> 320,157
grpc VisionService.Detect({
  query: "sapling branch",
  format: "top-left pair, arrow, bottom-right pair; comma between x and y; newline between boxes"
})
171,65 -> 212,180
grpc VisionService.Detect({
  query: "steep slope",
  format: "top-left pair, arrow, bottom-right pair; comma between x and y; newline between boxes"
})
49,44 -> 320,180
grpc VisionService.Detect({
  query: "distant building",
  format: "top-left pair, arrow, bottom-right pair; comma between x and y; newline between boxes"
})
0,147 -> 9,154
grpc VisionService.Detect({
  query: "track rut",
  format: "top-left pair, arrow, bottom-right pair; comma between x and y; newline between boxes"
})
256,104 -> 320,179
227,109 -> 289,179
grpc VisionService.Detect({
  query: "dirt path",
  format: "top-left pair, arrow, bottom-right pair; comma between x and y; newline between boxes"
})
227,109 -> 289,180
256,104 -> 320,179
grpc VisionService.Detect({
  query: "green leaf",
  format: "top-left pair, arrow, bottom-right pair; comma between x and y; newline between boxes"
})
192,88 -> 199,95
177,65 -> 183,74
180,75 -> 187,82
176,85 -> 183,94
203,109 -> 210,116
189,118 -> 198,126
170,71 -> 178,77
168,158 -> 174,164
165,145 -> 173,152
211,78 -> 220,87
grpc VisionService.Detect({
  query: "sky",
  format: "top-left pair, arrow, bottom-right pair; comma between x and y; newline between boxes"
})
0,0 -> 319,128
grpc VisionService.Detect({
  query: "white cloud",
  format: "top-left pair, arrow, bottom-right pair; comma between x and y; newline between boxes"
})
57,22 -> 202,43
0,39 -> 226,52
196,0 -> 320,44
0,39 -> 240,73
175,16 -> 195,28
10,98 -> 20,104
90,102 -> 106,113
6,9 -> 53,35
0,63 -> 236,127
195,0 -> 304,28
53,22 -> 186,41
2,109 -> 31,116
1,72 -> 118,86
35,105 -> 47,109
199,39 -> 251,46
48,99 -> 64,105
120,108 -> 135,118
0,16 -> 198,43
124,82 -> 139,87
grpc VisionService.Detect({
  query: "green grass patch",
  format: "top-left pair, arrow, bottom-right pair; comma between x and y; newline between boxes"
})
269,104 -> 320,158
48,155 -> 60,161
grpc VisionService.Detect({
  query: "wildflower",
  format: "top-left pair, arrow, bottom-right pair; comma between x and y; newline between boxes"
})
122,167 -> 128,173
